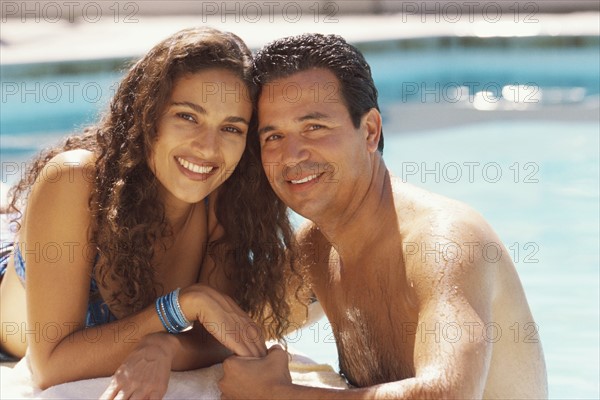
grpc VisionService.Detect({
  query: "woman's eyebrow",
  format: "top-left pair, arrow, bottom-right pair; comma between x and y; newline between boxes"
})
224,116 -> 249,125
171,102 -> 248,125
171,101 -> 207,115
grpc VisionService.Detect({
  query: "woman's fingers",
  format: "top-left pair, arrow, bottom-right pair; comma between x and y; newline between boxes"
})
113,389 -> 128,400
100,335 -> 172,400
194,286 -> 267,358
211,316 -> 262,358
221,302 -> 266,357
220,296 -> 267,356
103,373 -> 167,400
100,378 -> 133,400
128,387 -> 166,400
99,379 -> 121,400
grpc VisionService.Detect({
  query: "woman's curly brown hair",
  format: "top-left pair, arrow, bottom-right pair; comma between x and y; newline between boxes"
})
6,27 -> 296,339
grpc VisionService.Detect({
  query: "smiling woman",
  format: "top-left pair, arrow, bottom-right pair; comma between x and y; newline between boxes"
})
0,27 -> 297,397
149,70 -> 251,205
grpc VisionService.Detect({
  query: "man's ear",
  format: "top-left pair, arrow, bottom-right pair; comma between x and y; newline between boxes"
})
363,108 -> 382,153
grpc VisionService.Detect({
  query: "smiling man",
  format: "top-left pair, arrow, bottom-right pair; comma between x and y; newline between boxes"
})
218,34 -> 547,399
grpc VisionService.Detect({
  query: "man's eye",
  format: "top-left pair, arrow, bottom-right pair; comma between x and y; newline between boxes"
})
308,124 -> 324,131
265,134 -> 282,142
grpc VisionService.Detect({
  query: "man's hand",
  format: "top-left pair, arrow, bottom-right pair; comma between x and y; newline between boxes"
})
218,345 -> 292,399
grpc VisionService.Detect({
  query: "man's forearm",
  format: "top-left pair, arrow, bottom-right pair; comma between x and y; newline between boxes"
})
272,384 -> 377,400
273,378 -> 446,400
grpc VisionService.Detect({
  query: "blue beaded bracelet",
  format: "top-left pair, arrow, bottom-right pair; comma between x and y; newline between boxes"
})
155,288 -> 192,334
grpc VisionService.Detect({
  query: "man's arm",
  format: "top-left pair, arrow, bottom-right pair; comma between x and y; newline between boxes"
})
219,212 -> 497,399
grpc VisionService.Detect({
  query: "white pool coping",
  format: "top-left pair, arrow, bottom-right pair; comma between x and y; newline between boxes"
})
1,12 -> 599,65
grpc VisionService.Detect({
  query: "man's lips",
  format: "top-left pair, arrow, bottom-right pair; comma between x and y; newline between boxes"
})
289,173 -> 320,184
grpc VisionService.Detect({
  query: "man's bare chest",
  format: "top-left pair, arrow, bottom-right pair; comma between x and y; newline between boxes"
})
311,255 -> 418,387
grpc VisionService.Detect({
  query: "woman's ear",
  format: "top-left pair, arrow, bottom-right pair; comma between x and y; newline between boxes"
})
362,108 -> 382,153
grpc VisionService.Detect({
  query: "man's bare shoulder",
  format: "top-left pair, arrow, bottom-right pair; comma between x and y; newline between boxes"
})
394,181 -> 497,244
394,182 -> 502,303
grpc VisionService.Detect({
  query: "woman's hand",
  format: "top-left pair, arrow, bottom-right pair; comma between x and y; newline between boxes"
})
180,285 -> 267,358
100,333 -> 177,400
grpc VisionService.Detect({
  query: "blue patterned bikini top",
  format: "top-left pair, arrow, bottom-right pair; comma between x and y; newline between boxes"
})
0,242 -> 117,327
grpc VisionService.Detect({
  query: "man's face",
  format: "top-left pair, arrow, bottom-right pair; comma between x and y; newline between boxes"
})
258,68 -> 374,220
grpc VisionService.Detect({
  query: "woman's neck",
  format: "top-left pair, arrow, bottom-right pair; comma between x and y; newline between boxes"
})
158,187 -> 198,235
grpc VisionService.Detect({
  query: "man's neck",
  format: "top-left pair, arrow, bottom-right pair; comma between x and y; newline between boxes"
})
314,156 -> 396,264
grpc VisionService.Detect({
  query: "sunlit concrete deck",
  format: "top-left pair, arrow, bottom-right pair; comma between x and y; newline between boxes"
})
1,11 -> 599,65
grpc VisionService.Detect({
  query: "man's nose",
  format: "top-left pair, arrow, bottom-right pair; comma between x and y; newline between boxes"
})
281,134 -> 310,165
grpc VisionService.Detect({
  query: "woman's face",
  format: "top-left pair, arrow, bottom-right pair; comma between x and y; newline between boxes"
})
149,68 -> 252,205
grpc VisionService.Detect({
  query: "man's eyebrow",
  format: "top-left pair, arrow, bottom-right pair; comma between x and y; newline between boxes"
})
258,125 -> 275,137
258,112 -> 332,136
297,112 -> 330,122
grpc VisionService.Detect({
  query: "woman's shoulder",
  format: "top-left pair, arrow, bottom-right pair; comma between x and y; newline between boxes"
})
46,149 -> 96,171
21,150 -> 97,245
30,149 -> 97,203
39,149 -> 97,186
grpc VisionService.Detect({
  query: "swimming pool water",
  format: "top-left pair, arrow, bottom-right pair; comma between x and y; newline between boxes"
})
2,42 -> 599,166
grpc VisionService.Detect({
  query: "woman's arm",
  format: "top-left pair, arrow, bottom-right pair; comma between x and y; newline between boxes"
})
23,151 -> 264,389
99,326 -> 232,400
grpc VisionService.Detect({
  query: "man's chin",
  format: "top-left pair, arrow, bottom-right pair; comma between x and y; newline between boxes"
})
287,202 -> 320,221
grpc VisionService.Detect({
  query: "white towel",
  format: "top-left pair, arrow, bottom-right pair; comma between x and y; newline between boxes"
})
0,349 -> 347,399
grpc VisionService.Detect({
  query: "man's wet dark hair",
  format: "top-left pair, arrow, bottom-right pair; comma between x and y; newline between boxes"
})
253,33 -> 384,153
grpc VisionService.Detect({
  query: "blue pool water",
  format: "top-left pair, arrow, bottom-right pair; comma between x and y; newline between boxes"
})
2,43 -> 599,165
1,40 -> 598,398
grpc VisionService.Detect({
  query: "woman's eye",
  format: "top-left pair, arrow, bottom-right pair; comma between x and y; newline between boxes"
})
224,126 -> 245,135
177,113 -> 196,123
